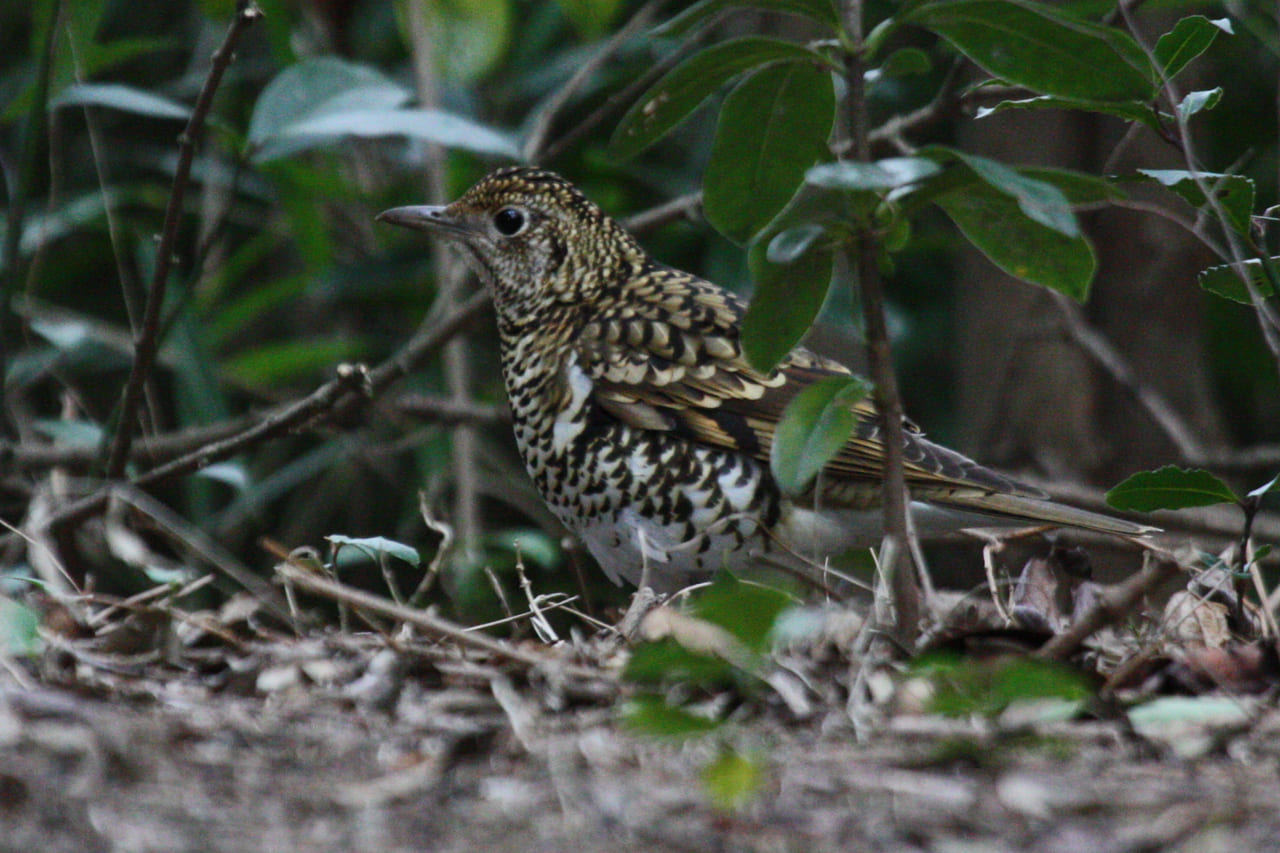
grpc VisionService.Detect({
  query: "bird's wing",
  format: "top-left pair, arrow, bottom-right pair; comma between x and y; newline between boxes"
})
575,267 -> 1042,504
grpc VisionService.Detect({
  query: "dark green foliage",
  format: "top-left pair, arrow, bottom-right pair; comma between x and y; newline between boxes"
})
0,0 -> 1276,628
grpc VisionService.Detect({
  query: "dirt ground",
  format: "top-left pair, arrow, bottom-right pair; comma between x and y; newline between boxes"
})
3,573 -> 1280,853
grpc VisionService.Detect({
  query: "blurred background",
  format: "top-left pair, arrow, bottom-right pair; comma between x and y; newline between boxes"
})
1,0 -> 1276,622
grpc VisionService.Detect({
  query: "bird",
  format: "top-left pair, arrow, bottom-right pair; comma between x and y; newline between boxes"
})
378,166 -> 1154,593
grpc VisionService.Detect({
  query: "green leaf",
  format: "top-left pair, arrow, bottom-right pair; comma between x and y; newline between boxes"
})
974,94 -> 1163,131
1135,169 -> 1255,237
879,47 -> 932,77
623,638 -> 737,685
50,82 -> 191,120
916,654 -> 1091,718
770,376 -> 871,496
742,237 -> 834,372
622,694 -> 723,738
692,573 -> 794,653
703,748 -> 764,810
0,596 -> 42,657
259,107 -> 519,161
1154,15 -> 1232,80
223,338 -> 366,387
1017,167 -> 1127,206
556,0 -> 622,39
656,0 -> 837,37
486,528 -> 562,570
196,462 -> 250,492
806,157 -> 941,192
766,225 -> 825,264
396,0 -> 512,83
1177,88 -> 1222,121
610,37 -> 829,160
907,0 -> 1156,102
1105,466 -> 1239,512
704,62 -> 835,244
941,149 -> 1078,236
248,57 -> 410,157
328,535 -> 422,568
936,179 -> 1095,299
1248,474 -> 1280,500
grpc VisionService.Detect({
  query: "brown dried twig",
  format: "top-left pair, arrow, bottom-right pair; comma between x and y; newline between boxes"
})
275,559 -> 610,682
45,289 -> 490,532
1035,547 -> 1182,662
104,2 -> 263,479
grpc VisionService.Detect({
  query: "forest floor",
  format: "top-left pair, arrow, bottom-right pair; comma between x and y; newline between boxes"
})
3,545 -> 1280,853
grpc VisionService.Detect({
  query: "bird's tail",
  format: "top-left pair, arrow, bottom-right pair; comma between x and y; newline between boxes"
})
937,492 -> 1158,538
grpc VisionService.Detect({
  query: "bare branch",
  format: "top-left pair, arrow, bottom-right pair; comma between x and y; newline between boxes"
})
523,1 -> 660,164
104,2 -> 263,478
1035,548 -> 1182,661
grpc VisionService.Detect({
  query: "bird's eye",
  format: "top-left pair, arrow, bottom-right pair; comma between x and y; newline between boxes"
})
493,207 -> 526,236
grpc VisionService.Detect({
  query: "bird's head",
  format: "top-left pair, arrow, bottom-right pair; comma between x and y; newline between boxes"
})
378,167 -> 644,329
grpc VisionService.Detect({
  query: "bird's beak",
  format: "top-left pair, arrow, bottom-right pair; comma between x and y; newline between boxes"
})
376,204 -> 475,238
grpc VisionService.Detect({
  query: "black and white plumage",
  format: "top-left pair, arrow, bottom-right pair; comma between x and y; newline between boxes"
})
379,167 -> 1152,591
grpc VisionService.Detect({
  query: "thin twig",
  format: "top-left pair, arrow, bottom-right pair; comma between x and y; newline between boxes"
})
621,191 -> 703,234
842,0 -> 921,644
395,394 -> 509,425
104,2 -> 263,478
523,0 -> 660,164
1035,547 -> 1182,661
1050,292 -> 1208,462
275,560 -> 608,681
537,14 -> 716,166
44,289 -> 488,533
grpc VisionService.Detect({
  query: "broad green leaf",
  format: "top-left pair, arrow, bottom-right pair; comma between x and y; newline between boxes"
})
1154,16 -> 1232,80
328,535 -> 422,567
704,62 -> 834,244
770,376 -> 871,496
223,338 -> 365,387
656,0 -> 837,37
622,695 -> 723,737
1177,88 -> 1222,121
486,528 -> 562,570
1105,466 -> 1238,512
1198,259 -> 1279,303
1018,167 -> 1126,205
937,180 -> 1095,298
742,238 -> 834,372
556,0 -> 622,38
1135,169 -> 1254,237
395,0 -> 512,83
879,47 -> 932,77
50,83 -> 190,120
610,37 -> 829,160
907,0 -> 1156,102
248,57 -> 409,155
259,107 -> 520,161
767,224 -> 825,264
0,596 -> 42,657
975,94 -> 1162,131
807,157 -> 941,192
703,748 -> 764,810
939,149 -> 1078,236
915,653 -> 1091,718
693,573 -> 793,653
623,638 -> 737,685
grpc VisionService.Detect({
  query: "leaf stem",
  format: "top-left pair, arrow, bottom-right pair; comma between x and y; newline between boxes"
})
840,0 -> 921,644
